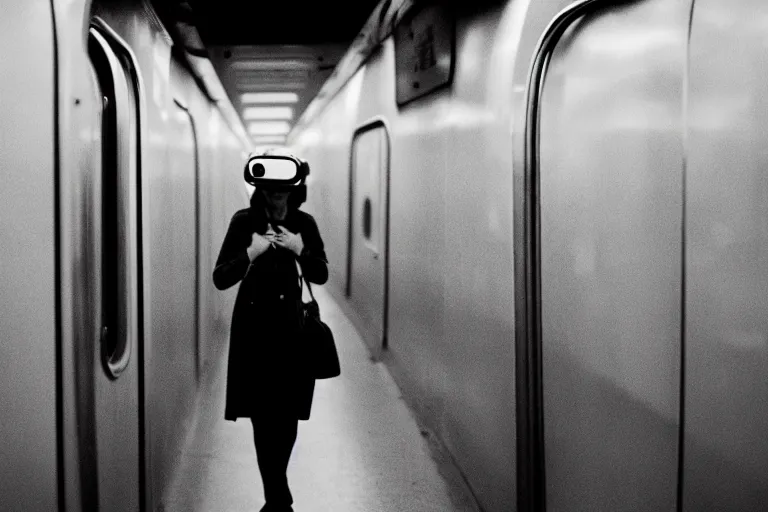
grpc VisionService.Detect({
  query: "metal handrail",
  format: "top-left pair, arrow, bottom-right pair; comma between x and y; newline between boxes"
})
517,1 -> 643,510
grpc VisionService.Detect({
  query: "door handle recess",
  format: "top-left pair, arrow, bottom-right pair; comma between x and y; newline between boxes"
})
90,26 -> 135,380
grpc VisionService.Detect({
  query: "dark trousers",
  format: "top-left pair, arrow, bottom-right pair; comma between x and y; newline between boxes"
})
251,415 -> 299,510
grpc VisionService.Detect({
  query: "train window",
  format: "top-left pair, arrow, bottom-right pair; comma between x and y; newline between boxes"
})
87,25 -> 140,379
363,197 -> 372,240
351,128 -> 385,253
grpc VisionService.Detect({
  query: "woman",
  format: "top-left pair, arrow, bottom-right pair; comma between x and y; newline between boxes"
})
212,166 -> 328,512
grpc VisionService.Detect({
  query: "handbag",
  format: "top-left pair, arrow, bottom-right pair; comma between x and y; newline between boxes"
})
295,260 -> 341,379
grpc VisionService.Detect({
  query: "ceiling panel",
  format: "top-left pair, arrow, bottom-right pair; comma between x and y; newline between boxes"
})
154,0 -> 382,146
208,43 -> 348,145
187,0 -> 380,45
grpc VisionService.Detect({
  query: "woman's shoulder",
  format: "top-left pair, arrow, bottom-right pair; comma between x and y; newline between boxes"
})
228,207 -> 254,229
293,209 -> 319,229
294,208 -> 314,221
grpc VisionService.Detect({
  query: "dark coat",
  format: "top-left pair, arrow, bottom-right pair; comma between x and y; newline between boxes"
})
213,199 -> 328,421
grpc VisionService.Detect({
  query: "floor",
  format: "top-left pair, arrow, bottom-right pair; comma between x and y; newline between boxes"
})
161,285 -> 482,512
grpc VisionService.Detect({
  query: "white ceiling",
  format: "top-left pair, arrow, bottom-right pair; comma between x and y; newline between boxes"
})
207,43 -> 348,146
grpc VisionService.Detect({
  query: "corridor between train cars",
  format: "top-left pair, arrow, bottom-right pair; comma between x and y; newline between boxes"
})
9,0 -> 768,511
161,284 -> 480,512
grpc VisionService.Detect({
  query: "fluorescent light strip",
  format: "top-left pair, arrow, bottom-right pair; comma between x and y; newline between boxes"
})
240,83 -> 308,90
241,92 -> 299,104
251,135 -> 286,144
243,106 -> 293,120
248,121 -> 291,135
232,60 -> 314,71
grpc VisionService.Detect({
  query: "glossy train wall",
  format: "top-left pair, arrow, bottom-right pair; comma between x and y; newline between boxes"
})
2,0 -> 250,510
6,0 -> 768,511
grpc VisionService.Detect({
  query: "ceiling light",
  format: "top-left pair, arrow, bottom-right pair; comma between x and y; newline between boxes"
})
239,83 -> 308,91
241,92 -> 299,104
243,106 -> 293,120
251,135 -> 287,144
232,60 -> 314,71
248,121 -> 291,135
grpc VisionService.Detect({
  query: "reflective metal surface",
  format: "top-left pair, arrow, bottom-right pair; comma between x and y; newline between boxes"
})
47,0 -> 251,509
290,4 -> 526,510
88,20 -> 141,512
0,1 -> 58,510
15,0 -> 768,510
538,0 -> 688,509
684,0 -> 768,509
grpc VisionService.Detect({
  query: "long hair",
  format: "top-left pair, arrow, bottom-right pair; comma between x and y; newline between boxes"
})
249,184 -> 307,211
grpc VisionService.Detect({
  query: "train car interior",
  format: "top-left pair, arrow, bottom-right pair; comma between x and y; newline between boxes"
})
3,0 -> 768,511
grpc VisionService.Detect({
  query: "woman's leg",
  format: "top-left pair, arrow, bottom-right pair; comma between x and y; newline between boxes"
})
251,414 -> 299,510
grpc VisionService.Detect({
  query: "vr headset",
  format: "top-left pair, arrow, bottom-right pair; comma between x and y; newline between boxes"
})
243,153 -> 310,188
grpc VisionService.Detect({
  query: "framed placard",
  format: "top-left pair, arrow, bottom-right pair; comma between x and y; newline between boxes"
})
393,2 -> 455,107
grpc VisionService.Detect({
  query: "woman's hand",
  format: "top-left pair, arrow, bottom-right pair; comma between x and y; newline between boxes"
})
274,226 -> 304,256
263,223 -> 278,245
247,232 -> 272,261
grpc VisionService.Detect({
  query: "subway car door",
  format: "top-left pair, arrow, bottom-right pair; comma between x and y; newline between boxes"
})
683,1 -> 768,510
529,1 -> 689,510
348,120 -> 390,349
88,25 -> 142,512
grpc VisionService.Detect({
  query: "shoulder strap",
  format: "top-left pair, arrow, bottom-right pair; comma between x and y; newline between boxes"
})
295,258 -> 316,303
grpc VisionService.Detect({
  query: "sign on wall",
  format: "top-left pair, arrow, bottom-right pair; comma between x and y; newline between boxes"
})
393,2 -> 455,107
